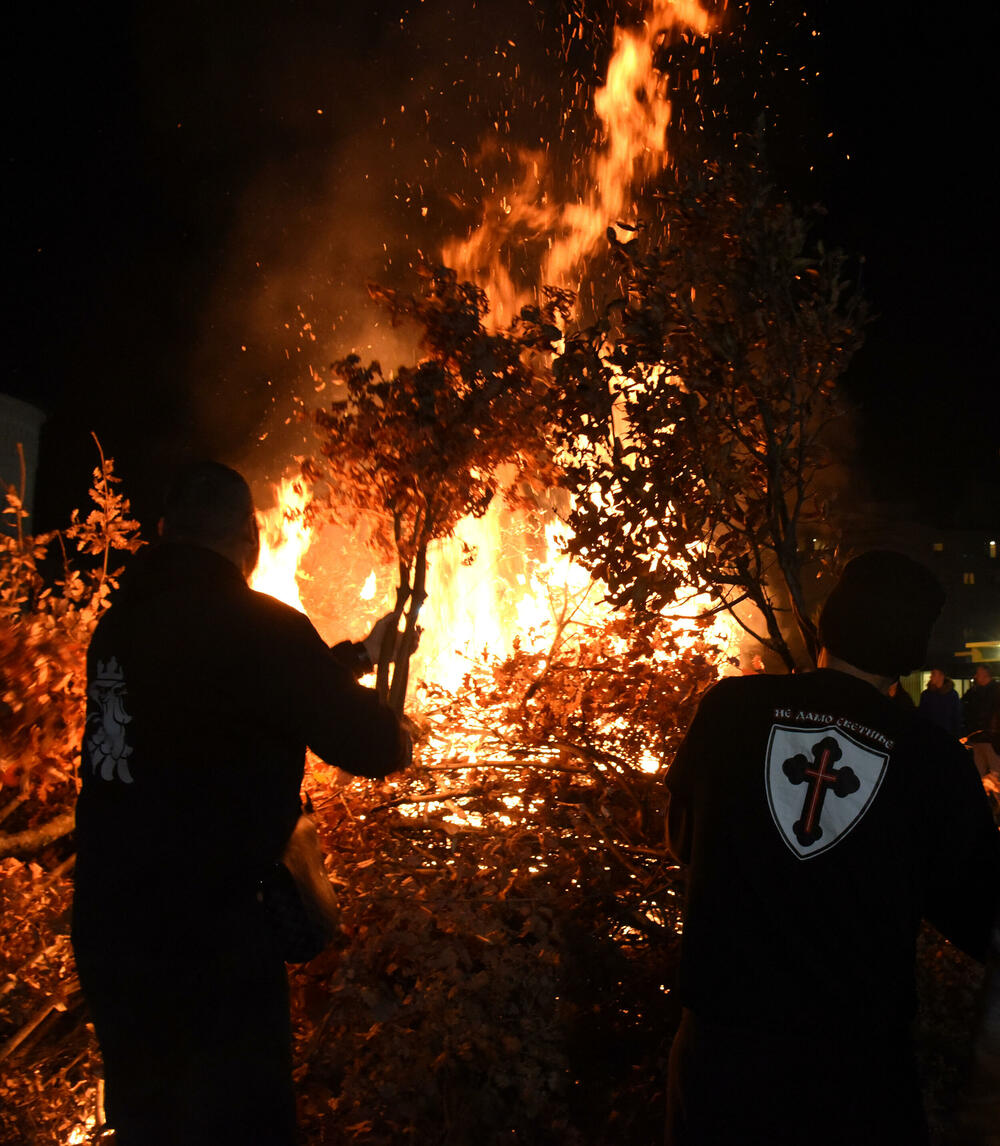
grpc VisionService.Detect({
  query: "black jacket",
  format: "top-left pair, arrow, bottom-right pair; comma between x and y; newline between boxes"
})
918,677 -> 963,738
73,542 -> 407,948
964,678 -> 1000,746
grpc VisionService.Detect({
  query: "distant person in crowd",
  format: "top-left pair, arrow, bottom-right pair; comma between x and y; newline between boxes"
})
72,461 -> 411,1146
888,679 -> 915,709
919,666 -> 963,738
964,664 -> 1000,778
664,550 -> 1000,1146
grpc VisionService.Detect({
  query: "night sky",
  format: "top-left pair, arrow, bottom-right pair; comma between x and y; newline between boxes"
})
4,0 -> 999,533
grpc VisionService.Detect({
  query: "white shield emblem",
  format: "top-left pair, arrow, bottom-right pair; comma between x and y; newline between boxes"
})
765,724 -> 889,860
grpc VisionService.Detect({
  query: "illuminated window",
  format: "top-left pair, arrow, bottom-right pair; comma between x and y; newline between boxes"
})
932,542 -> 944,552
963,572 -> 976,585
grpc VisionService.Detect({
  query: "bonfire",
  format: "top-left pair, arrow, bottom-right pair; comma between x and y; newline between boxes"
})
0,2 -> 983,1143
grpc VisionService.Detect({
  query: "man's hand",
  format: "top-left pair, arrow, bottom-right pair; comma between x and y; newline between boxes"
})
362,613 -> 398,667
361,610 -> 423,668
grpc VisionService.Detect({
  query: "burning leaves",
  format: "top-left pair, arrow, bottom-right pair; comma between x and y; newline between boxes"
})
292,794 -> 578,1144
0,451 -> 139,1143
0,857 -> 101,1145
0,449 -> 142,858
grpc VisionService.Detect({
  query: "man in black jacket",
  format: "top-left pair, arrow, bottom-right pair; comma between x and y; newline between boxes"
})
964,665 -> 1000,739
72,461 -> 410,1146
664,551 -> 1000,1146
964,664 -> 1000,778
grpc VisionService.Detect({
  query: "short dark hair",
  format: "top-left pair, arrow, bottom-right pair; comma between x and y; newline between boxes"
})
161,461 -> 254,544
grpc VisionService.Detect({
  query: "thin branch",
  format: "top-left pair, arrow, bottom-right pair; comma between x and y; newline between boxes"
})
370,788 -> 480,812
576,806 -> 644,877
15,442 -> 26,550
90,432 -> 111,587
0,810 -> 76,859
418,760 -> 587,775
0,981 -> 81,1064
0,770 -> 32,827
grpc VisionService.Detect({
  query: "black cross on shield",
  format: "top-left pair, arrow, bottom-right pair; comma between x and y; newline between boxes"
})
766,724 -> 889,860
782,736 -> 861,848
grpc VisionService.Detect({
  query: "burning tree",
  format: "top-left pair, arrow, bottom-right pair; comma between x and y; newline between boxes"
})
304,266 -> 568,713
559,150 -> 866,670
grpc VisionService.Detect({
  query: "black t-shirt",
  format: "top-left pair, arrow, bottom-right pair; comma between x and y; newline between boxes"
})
73,543 -> 407,951
666,669 -> 1000,1035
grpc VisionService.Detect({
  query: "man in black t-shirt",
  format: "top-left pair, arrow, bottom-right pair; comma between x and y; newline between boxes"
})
72,462 -> 410,1146
664,551 -> 1000,1146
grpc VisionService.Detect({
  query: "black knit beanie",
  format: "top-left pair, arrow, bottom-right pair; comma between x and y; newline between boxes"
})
817,550 -> 945,677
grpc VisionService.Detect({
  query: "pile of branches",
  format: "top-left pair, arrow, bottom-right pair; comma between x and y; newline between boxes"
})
289,604 -> 722,1144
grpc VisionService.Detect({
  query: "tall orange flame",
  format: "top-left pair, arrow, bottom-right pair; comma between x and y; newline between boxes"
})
443,0 -> 719,322
253,0 -> 735,704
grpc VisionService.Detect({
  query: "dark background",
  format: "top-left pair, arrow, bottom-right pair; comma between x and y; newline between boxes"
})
4,0 -> 998,531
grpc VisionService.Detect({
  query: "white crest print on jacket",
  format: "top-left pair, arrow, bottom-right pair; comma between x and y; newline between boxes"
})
765,724 -> 889,859
85,657 -> 134,783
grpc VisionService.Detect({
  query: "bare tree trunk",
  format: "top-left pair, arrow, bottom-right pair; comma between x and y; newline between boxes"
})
388,542 -> 428,715
377,511 -> 413,703
377,564 -> 411,704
